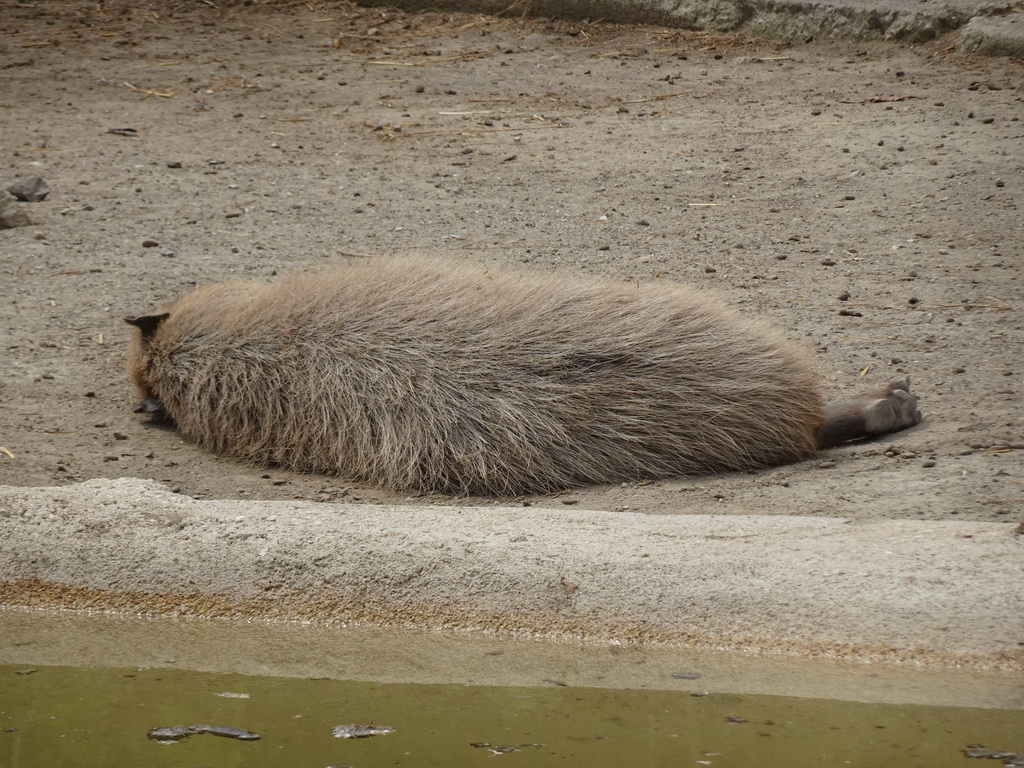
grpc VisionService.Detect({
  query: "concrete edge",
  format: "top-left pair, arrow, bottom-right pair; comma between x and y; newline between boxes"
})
356,0 -> 1024,52
957,12 -> 1024,53
2,478 -> 1022,673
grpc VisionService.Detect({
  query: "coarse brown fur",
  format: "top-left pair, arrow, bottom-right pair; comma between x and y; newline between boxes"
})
126,258 -> 831,495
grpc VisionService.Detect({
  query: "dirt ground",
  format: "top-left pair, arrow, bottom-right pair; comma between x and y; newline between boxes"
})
1,0 -> 1022,523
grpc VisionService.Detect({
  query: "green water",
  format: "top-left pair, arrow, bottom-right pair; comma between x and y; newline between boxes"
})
2,664 -> 1021,768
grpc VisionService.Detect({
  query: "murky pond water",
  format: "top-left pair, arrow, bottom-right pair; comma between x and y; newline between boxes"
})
3,663 -> 1022,768
2,610 -> 1022,767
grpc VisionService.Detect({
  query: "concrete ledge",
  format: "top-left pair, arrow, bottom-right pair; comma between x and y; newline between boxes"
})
958,13 -> 1024,55
360,0 -> 1020,44
2,478 -> 1022,670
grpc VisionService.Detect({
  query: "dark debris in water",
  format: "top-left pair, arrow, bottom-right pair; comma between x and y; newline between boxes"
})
471,742 -> 542,754
147,724 -> 261,744
202,725 -> 262,740
332,724 -> 395,739
147,726 -> 194,743
963,745 -> 1024,766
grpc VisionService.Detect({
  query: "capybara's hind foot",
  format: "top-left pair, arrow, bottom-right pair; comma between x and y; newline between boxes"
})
816,377 -> 923,449
864,378 -> 922,434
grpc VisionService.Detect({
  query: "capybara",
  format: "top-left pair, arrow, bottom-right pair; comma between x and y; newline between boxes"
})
126,258 -> 921,495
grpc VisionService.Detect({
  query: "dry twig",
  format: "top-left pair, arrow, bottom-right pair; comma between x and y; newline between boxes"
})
123,82 -> 175,99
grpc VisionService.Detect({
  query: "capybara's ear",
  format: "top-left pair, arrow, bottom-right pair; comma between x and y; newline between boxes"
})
124,313 -> 170,339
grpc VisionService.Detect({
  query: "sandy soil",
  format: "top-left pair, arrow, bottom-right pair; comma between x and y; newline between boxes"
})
1,0 -> 1022,522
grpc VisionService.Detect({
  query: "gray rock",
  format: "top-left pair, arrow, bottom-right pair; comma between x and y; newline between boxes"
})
0,198 -> 32,229
7,176 -> 50,202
